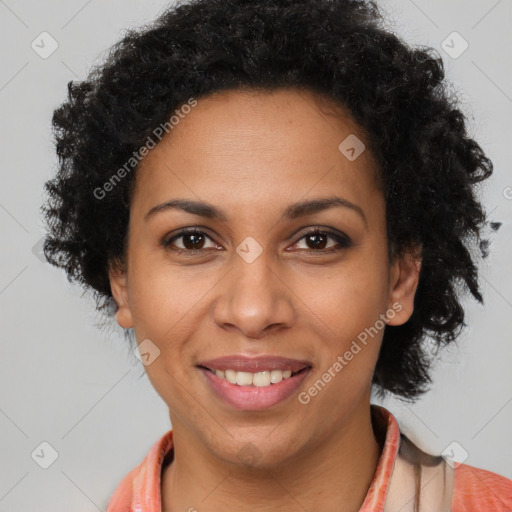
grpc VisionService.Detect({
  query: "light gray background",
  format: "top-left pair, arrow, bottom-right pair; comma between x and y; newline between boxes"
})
0,0 -> 511,510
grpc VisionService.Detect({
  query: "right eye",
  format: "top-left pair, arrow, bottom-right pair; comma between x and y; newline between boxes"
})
161,228 -> 221,254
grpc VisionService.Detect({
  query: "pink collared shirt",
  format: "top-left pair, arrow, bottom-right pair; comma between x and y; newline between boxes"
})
107,406 -> 512,511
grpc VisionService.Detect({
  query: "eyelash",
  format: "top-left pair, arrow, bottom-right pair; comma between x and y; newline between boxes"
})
161,227 -> 352,255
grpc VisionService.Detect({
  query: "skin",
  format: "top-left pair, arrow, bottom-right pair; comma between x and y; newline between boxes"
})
109,87 -> 421,511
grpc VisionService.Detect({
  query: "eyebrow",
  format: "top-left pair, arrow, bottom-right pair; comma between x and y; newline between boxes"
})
144,196 -> 367,226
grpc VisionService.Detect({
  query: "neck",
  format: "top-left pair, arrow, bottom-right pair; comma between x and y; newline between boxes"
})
162,404 -> 382,512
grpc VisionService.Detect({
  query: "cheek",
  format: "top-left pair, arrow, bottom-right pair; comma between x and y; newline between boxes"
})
126,265 -> 202,408
126,258 -> 223,397
127,255 -> 214,338
297,250 -> 390,335
299,283 -> 386,417
296,249 -> 390,389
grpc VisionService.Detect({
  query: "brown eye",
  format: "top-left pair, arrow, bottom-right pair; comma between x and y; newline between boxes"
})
292,228 -> 352,253
180,232 -> 206,250
304,232 -> 329,250
162,229 -> 219,253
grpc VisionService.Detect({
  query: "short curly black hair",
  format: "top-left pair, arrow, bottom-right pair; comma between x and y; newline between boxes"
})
42,0 -> 497,400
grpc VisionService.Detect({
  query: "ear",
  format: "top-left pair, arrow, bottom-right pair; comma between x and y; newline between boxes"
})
108,260 -> 134,329
386,245 -> 422,326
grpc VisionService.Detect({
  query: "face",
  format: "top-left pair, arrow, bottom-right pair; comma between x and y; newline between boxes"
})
110,88 -> 420,468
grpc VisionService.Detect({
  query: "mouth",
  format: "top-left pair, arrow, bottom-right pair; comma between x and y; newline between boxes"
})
197,365 -> 310,387
196,357 -> 313,410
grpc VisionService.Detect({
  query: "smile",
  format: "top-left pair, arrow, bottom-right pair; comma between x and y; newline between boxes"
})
201,367 -> 305,387
198,365 -> 311,410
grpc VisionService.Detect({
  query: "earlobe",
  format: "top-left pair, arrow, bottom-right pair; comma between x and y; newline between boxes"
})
387,246 -> 422,326
108,262 -> 134,329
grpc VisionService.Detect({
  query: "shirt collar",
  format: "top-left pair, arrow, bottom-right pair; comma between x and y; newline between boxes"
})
360,405 -> 401,511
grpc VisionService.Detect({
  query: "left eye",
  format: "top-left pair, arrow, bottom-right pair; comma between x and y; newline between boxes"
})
291,229 -> 352,253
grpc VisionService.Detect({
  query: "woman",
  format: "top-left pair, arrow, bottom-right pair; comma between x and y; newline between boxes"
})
42,0 -> 512,510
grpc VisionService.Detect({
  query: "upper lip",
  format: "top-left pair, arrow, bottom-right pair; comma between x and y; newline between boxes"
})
197,355 -> 312,373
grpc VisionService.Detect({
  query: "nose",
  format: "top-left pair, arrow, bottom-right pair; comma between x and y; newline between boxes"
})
212,248 -> 295,339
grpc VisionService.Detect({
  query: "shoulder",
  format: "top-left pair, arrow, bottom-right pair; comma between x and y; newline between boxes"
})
452,462 -> 512,511
390,429 -> 512,512
106,465 -> 139,511
106,429 -> 174,512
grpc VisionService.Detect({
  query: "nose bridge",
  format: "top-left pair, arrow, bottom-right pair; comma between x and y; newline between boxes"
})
213,240 -> 294,337
234,242 -> 275,294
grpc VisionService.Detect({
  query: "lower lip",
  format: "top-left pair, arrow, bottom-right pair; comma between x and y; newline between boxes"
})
199,367 -> 311,411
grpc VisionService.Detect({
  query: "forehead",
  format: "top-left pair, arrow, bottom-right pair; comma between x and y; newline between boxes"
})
132,88 -> 381,219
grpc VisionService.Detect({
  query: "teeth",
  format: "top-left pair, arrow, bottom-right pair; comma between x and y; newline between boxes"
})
214,368 -> 294,386
236,371 -> 253,386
